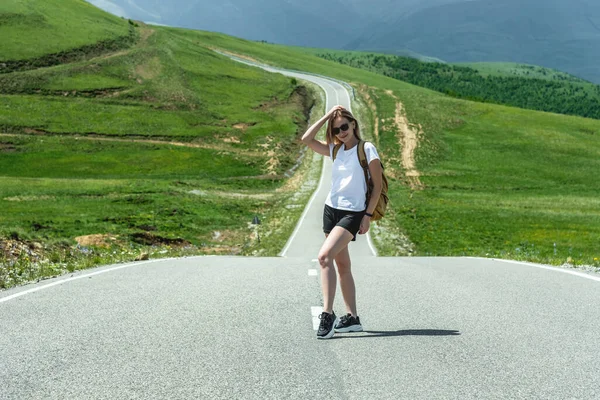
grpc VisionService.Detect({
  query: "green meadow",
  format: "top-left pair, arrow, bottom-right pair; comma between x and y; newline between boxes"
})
394,100 -> 600,262
0,0 -> 134,67
0,0 -> 323,288
1,0 -> 599,288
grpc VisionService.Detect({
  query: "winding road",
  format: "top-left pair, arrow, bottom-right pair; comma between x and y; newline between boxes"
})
1,57 -> 599,399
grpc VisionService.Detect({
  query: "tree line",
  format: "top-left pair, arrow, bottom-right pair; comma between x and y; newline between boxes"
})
318,53 -> 600,120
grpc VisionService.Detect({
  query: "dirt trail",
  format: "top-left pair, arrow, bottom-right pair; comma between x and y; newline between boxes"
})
91,26 -> 156,63
0,133 -> 260,157
210,48 -> 261,64
385,90 -> 423,190
358,85 -> 379,143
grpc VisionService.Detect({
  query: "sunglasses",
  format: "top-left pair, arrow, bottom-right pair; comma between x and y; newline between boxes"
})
332,123 -> 351,135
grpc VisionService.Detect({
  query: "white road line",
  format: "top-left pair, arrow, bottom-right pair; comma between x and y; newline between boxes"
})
366,233 -> 378,256
308,269 -> 318,276
309,78 -> 377,256
279,77 -> 330,257
311,306 -> 323,330
279,146 -> 327,257
323,80 -> 340,105
0,258 -> 174,304
467,257 -> 600,282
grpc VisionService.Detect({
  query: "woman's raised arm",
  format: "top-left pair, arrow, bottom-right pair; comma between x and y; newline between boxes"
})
301,105 -> 344,157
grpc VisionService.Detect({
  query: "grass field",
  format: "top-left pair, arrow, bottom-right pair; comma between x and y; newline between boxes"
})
1,0 -> 599,288
0,1 -> 322,288
395,99 -> 600,262
0,0 -> 132,60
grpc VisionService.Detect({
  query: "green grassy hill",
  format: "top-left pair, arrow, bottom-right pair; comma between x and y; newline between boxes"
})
0,0 -> 133,61
0,0 -> 320,288
1,0 -> 599,288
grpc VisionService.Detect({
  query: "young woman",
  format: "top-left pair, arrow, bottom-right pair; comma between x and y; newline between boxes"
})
301,105 -> 383,339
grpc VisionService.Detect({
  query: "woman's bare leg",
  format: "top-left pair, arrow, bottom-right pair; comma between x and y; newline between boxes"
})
318,226 -> 354,313
334,245 -> 357,316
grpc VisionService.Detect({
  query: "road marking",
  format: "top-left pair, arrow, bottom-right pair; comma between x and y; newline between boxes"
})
279,78 -> 329,257
467,257 -> 600,282
322,79 -> 340,106
308,269 -> 318,276
311,306 -> 323,330
305,78 -> 378,257
279,149 -> 327,257
0,258 -> 174,304
366,231 -> 378,257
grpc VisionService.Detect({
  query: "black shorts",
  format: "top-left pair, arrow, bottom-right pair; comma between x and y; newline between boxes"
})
323,204 -> 366,241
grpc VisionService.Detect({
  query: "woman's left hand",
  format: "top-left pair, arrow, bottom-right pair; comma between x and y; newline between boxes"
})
359,215 -> 371,235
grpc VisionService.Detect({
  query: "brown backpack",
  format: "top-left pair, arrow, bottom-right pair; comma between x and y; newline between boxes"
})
332,140 -> 389,221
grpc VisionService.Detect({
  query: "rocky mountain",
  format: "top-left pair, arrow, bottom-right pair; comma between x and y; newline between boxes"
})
346,0 -> 600,83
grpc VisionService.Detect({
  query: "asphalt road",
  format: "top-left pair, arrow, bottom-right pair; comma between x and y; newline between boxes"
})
1,59 -> 600,399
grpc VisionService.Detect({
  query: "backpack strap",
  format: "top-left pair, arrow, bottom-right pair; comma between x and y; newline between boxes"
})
357,140 -> 369,171
359,141 -> 384,170
357,140 -> 371,203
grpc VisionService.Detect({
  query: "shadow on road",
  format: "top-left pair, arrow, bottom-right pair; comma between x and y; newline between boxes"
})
333,329 -> 460,339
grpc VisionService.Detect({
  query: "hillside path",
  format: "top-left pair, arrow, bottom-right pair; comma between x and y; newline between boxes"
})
385,89 -> 423,189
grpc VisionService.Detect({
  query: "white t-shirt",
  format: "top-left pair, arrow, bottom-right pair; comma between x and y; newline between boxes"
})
325,142 -> 380,212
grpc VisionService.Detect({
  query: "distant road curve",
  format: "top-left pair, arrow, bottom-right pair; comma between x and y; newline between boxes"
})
215,49 -> 377,258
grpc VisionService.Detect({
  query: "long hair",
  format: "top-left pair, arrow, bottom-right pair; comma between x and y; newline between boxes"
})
325,108 -> 362,145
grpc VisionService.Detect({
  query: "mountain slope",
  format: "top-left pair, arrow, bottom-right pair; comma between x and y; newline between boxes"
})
1,0 -> 131,60
1,0 -> 321,287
